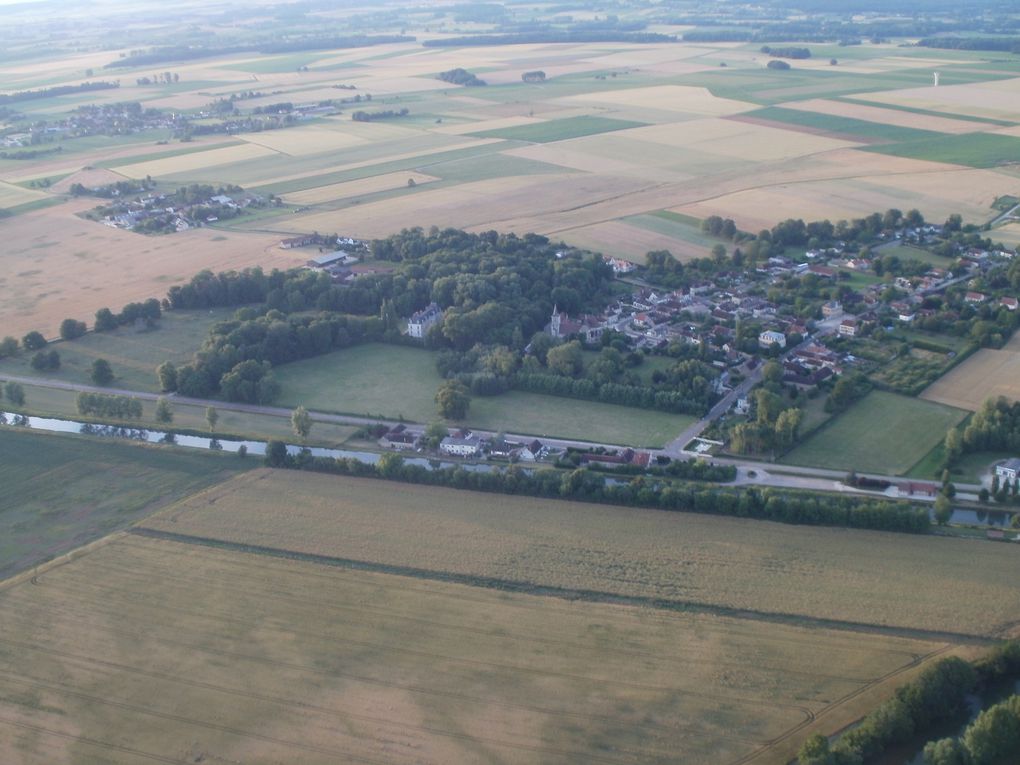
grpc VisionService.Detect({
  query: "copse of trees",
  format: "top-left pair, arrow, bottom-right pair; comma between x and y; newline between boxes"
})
94,298 -> 162,331
766,59 -> 791,70
30,349 -> 60,371
437,68 -> 486,86
22,331 -> 46,351
76,391 -> 143,419
760,45 -> 812,58
943,396 -> 1020,479
351,108 -> 409,122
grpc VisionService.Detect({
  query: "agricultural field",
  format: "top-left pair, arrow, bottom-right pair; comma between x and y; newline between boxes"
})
921,335 -> 1020,410
139,469 -> 1020,638
781,391 -> 968,475
0,531 -> 949,765
0,427 -> 245,578
2,37 -> 1020,331
0,199 -> 302,338
274,344 -> 693,445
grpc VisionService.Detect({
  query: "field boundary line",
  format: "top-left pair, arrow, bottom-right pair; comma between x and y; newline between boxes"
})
0,530 -> 128,592
129,527 -> 1000,645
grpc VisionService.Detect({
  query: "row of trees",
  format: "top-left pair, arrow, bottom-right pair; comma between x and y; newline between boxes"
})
924,695 -> 1020,764
76,392 -> 143,419
262,447 -> 931,533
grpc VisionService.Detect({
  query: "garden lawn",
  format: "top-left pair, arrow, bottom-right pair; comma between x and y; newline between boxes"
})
780,390 -> 967,475
274,344 -> 694,446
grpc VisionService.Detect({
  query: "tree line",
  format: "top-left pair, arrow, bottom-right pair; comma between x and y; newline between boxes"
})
76,392 -> 143,419
801,640 -> 1020,765
262,447 -> 931,534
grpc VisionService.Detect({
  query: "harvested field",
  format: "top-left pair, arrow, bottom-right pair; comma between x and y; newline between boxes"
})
0,200 -> 302,337
0,530 -> 948,765
561,219 -> 707,262
858,78 -> 1020,123
114,142 -> 280,179
991,222 -> 1020,246
139,469 -> 1020,638
238,125 -> 370,156
281,171 -> 438,204
467,115 -> 646,143
47,167 -> 128,194
921,345 -> 1020,411
781,391 -> 967,475
779,99 -> 987,134
559,84 -> 756,116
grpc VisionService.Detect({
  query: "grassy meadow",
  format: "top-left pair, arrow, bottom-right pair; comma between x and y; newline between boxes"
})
139,469 -> 1020,638
781,391 -> 967,475
0,308 -> 235,392
0,427 -> 245,578
0,532 -> 947,765
274,343 -> 694,445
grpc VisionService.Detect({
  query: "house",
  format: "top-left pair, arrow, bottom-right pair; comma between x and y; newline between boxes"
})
518,439 -> 544,462
1000,297 -> 1018,311
965,291 -> 987,303
378,424 -> 420,450
995,458 -> 1020,481
822,300 -> 843,318
807,265 -> 837,279
603,256 -> 636,274
838,318 -> 859,337
758,330 -> 787,349
408,302 -> 443,339
440,433 -> 482,457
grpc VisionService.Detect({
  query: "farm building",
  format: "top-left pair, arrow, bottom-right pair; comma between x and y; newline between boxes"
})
306,250 -> 354,270
378,424 -> 421,451
408,302 -> 443,338
995,458 -> 1020,481
280,235 -> 319,249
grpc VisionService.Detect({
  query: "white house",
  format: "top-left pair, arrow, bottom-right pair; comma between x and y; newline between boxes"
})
408,302 -> 443,339
758,330 -> 787,349
440,434 -> 482,457
995,458 -> 1020,481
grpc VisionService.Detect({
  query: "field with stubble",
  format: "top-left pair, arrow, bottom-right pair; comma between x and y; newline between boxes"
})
0,526 -> 947,765
139,468 -> 1020,638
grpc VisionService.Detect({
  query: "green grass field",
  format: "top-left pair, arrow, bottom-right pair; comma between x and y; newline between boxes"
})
863,132 -> 1020,169
0,308 -> 235,392
274,344 -> 694,446
747,106 -> 942,143
0,427 -> 246,578
624,210 -> 724,250
468,115 -> 646,143
781,390 -> 967,474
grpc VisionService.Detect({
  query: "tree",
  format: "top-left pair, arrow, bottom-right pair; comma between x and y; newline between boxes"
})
291,406 -> 312,440
59,318 -> 87,340
22,330 -> 46,350
0,336 -> 17,357
923,737 -> 971,765
423,421 -> 449,449
90,358 -> 114,385
156,361 -> 178,392
4,381 -> 25,406
94,308 -> 117,331
205,406 -> 219,432
155,397 -> 173,423
546,340 -> 584,376
30,349 -> 60,371
934,493 -> 953,525
264,439 -> 288,467
762,361 -> 784,385
435,380 -> 470,419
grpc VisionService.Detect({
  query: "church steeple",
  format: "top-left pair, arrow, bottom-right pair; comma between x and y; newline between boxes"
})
550,304 -> 561,337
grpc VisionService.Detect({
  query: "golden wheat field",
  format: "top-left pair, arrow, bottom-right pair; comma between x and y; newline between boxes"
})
0,522 -> 951,765
921,340 -> 1020,410
139,469 -> 1020,638
0,201 -> 302,336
